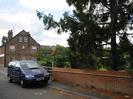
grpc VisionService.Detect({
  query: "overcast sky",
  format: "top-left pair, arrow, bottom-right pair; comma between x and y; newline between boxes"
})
0,0 -> 73,46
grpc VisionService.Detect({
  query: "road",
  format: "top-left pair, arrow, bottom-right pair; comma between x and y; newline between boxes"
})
0,68 -> 74,99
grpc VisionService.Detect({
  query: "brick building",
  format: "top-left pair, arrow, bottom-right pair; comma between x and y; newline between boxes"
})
0,30 -> 40,67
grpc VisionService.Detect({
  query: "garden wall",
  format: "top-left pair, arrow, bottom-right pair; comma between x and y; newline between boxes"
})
52,67 -> 133,96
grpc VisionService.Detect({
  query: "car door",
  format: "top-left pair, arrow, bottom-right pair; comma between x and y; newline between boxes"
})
13,62 -> 21,82
8,62 -> 15,79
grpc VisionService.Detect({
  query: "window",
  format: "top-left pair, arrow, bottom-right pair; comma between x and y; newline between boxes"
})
31,46 -> 37,51
15,62 -> 21,67
20,61 -> 41,69
24,37 -> 28,42
9,45 -> 15,51
19,36 -> 23,42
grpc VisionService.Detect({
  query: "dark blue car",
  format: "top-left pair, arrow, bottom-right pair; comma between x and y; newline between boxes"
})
7,60 -> 50,88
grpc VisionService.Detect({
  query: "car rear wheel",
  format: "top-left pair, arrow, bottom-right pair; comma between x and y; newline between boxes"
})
20,79 -> 26,88
7,75 -> 13,83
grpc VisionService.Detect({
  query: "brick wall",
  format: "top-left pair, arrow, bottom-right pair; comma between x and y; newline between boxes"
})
0,46 -> 4,67
52,67 -> 133,96
0,57 -> 4,67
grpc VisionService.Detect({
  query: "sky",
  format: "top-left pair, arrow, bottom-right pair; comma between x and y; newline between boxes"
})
0,0 -> 74,46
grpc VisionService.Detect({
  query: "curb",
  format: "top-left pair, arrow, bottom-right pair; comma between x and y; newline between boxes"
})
48,85 -> 100,99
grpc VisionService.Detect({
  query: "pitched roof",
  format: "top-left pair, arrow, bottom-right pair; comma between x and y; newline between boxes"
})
0,30 -> 40,47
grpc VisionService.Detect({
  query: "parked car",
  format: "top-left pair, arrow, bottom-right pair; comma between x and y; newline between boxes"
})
7,60 -> 50,88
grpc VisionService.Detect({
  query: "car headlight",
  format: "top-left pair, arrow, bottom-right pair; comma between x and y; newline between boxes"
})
44,73 -> 49,76
25,75 -> 34,78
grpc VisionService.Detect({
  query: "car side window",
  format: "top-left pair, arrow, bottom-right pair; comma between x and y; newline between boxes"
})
14,62 -> 21,71
15,62 -> 21,68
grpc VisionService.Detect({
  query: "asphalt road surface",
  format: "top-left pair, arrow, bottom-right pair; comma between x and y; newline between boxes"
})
0,68 -> 73,99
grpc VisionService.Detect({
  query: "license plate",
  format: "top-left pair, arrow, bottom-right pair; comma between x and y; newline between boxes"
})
36,77 -> 44,81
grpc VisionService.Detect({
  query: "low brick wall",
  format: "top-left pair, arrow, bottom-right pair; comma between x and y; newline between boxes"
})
52,67 -> 133,96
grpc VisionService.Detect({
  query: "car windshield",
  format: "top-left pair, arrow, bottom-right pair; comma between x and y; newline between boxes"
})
20,61 -> 41,69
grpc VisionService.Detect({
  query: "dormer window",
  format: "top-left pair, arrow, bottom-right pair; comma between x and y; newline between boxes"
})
19,36 -> 23,42
24,37 -> 28,42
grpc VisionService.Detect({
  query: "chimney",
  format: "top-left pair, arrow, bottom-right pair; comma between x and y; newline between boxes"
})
8,30 -> 13,40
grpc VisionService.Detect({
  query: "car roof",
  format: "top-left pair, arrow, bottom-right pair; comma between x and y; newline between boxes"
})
19,60 -> 36,62
9,60 -> 36,63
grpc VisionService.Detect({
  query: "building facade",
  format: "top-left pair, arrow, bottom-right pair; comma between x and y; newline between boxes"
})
0,30 -> 40,67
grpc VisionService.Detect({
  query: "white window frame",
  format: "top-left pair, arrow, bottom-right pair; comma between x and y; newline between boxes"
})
24,37 -> 28,42
9,45 -> 15,51
19,36 -> 23,42
31,46 -> 37,51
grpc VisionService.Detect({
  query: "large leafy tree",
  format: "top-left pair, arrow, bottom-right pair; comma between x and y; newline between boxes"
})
37,0 -> 133,70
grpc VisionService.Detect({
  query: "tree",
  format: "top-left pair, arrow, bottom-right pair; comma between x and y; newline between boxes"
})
37,47 -> 54,66
37,11 -> 106,69
129,44 -> 133,69
52,45 -> 70,67
2,36 -> 7,45
119,33 -> 133,70
118,33 -> 131,69
37,0 -> 133,70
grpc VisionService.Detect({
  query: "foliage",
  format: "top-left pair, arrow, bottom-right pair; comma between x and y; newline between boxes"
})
118,33 -> 131,70
52,45 -> 70,67
37,0 -> 133,70
37,45 -> 70,68
128,44 -> 133,69
37,47 -> 54,66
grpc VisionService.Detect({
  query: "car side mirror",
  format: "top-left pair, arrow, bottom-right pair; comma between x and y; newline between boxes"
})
8,65 -> 13,68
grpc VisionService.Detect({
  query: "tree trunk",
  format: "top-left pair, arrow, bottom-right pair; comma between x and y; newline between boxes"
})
110,0 -> 118,71
111,31 -> 118,71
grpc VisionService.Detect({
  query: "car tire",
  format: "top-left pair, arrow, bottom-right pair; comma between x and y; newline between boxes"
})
44,80 -> 48,85
20,79 -> 26,88
41,81 -> 48,87
7,75 -> 13,83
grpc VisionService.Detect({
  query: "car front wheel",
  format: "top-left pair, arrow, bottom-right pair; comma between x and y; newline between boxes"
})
7,75 -> 13,83
44,80 -> 48,84
20,79 -> 26,88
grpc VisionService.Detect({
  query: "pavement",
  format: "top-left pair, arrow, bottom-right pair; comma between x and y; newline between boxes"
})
48,81 -> 111,99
